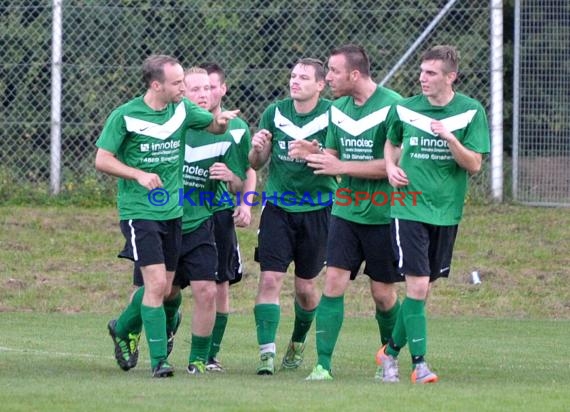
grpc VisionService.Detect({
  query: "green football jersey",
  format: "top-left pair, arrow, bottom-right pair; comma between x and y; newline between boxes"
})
260,98 -> 338,212
387,92 -> 490,225
96,96 -> 213,221
180,123 -> 244,234
326,86 -> 402,225
211,116 -> 251,213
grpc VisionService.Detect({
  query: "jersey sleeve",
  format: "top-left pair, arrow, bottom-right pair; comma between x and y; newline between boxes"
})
258,104 -> 276,132
222,143 -> 247,181
462,104 -> 491,154
324,127 -> 338,151
386,104 -> 404,145
324,109 -> 339,151
183,98 -> 215,130
237,124 -> 252,171
95,108 -> 127,154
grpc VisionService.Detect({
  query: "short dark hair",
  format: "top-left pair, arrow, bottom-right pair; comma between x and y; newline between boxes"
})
199,62 -> 226,83
184,67 -> 208,77
142,54 -> 181,87
329,44 -> 370,77
421,45 -> 459,73
294,58 -> 326,81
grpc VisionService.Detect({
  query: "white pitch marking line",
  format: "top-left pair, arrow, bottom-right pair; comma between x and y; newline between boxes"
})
0,346 -> 150,365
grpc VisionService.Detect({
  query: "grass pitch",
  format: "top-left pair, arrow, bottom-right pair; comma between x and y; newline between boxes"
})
1,313 -> 568,412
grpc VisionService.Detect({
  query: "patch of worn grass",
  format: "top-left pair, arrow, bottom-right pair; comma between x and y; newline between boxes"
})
1,204 -> 569,318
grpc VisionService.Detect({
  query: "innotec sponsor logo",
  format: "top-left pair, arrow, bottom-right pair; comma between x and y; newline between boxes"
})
140,140 -> 181,152
182,164 -> 209,177
409,136 -> 448,148
340,137 -> 374,148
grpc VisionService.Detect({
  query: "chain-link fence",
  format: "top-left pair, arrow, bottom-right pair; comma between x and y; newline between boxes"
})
0,1 -> 491,201
513,0 -> 570,206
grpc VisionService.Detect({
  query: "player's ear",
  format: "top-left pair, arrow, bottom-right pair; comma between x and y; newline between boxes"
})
220,82 -> 228,96
150,79 -> 162,91
350,69 -> 360,82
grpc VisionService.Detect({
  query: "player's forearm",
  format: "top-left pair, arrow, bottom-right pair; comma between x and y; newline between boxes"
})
243,168 -> 257,193
95,149 -> 142,181
447,137 -> 482,174
248,148 -> 270,170
342,158 -> 388,179
227,173 -> 244,194
384,140 -> 400,170
206,117 -> 228,135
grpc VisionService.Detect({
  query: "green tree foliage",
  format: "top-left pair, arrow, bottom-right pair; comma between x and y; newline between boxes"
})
1,0 -> 493,198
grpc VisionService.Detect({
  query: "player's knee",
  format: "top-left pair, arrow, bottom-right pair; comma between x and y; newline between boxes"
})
323,271 -> 350,297
259,274 -> 282,295
371,284 -> 397,309
196,282 -> 217,301
144,278 -> 169,299
294,288 -> 315,306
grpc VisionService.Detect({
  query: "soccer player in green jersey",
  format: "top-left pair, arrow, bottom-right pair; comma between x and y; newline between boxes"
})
302,45 -> 404,382
199,62 -> 257,372
129,67 -> 248,375
380,45 -> 490,383
175,67 -> 247,374
95,55 -> 238,377
249,58 -> 337,375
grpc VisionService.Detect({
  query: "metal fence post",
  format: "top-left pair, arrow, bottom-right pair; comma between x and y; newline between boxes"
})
490,0 -> 504,202
512,0 -> 520,202
50,0 -> 63,195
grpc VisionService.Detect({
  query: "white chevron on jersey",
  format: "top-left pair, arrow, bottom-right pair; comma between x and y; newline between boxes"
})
230,128 -> 246,144
185,141 -> 232,163
440,110 -> 478,132
124,102 -> 187,140
396,105 -> 477,136
274,108 -> 328,140
330,106 -> 390,137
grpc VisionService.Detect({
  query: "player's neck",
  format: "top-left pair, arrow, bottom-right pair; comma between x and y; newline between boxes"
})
143,91 -> 168,111
293,95 -> 319,114
427,89 -> 455,106
352,79 -> 377,106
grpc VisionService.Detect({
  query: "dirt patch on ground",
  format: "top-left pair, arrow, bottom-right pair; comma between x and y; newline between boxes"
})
517,156 -> 570,204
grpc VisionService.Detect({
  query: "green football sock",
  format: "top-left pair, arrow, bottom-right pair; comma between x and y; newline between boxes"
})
387,302 -> 406,358
402,297 -> 427,361
164,291 -> 182,333
209,312 -> 229,359
115,287 -> 144,337
291,300 -> 316,343
188,334 -> 212,364
315,294 -> 344,372
375,299 -> 400,346
141,304 -> 167,368
254,303 -> 280,346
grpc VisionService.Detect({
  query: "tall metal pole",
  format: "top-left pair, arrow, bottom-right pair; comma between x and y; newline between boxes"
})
379,0 -> 459,86
490,0 -> 504,202
512,0 -> 520,201
50,0 -> 63,195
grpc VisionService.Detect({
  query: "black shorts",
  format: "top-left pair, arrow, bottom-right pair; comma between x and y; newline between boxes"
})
119,218 -> 182,271
213,209 -> 242,285
326,216 -> 401,283
391,218 -> 458,281
133,218 -> 217,287
255,202 -> 330,279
